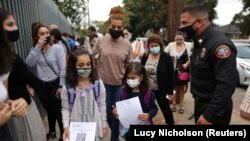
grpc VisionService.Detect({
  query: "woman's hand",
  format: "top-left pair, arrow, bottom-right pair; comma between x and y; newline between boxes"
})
63,127 -> 70,141
8,98 -> 28,116
112,105 -> 118,119
102,127 -> 108,137
37,36 -> 47,47
0,102 -> 12,125
138,113 -> 149,121
55,87 -> 62,99
182,63 -> 188,70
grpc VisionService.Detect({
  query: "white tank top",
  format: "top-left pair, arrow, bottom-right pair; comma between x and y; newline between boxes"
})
0,73 -> 9,103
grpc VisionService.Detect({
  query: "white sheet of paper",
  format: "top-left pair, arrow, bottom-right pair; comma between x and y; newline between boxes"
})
67,122 -> 96,141
116,96 -> 143,128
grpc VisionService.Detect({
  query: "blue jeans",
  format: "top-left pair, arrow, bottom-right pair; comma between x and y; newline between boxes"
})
104,84 -> 122,141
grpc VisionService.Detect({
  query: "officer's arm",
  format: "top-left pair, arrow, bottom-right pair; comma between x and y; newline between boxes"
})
203,45 -> 237,123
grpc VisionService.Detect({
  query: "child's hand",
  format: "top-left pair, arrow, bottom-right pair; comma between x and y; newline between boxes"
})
138,113 -> 149,121
112,105 -> 118,119
63,127 -> 70,141
102,127 -> 108,137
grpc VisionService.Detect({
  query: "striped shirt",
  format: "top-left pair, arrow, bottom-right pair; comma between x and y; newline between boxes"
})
240,85 -> 250,113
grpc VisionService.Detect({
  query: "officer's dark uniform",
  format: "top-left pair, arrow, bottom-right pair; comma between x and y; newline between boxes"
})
191,25 -> 237,124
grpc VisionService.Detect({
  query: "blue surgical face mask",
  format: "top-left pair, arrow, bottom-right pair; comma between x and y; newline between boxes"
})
77,68 -> 91,78
149,46 -> 160,54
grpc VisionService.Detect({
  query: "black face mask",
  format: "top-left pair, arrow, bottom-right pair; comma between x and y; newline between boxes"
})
5,29 -> 19,42
109,28 -> 123,39
179,20 -> 198,40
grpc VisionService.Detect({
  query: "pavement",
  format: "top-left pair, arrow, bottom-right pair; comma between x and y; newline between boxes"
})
46,84 -> 250,141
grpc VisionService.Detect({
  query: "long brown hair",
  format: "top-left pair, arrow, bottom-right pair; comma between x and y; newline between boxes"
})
0,8 -> 15,75
31,23 -> 47,47
66,48 -> 98,86
122,62 -> 149,94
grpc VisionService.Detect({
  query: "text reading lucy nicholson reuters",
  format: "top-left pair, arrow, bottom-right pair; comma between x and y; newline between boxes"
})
129,125 -> 249,140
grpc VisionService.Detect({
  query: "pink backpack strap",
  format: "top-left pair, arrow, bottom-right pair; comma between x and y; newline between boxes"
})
121,87 -> 126,100
144,88 -> 151,108
144,89 -> 154,125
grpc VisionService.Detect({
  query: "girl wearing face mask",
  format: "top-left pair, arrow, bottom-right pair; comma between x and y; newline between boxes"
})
26,24 -> 66,140
141,34 -> 175,125
92,6 -> 132,141
61,48 -> 108,141
123,26 -> 145,63
112,62 -> 158,141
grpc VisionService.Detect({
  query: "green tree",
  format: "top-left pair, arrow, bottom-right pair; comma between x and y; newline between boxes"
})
92,21 -> 109,35
232,0 -> 250,35
123,0 -> 217,40
123,0 -> 167,37
168,0 -> 186,42
53,0 -> 86,26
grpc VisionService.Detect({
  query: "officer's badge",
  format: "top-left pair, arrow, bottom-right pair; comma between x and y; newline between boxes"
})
215,45 -> 231,59
200,48 -> 206,58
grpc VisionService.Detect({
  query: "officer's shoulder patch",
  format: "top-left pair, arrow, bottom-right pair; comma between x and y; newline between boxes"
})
215,45 -> 231,59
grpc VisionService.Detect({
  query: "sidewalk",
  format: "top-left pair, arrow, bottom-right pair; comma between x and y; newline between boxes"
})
153,91 -> 250,125
47,86 -> 250,141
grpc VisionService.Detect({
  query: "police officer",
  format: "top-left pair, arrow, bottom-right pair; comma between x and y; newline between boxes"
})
179,4 -> 237,125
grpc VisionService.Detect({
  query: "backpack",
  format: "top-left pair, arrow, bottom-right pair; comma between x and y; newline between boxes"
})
65,80 -> 100,113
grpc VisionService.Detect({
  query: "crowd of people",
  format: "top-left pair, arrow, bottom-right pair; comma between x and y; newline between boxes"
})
0,3 -> 249,141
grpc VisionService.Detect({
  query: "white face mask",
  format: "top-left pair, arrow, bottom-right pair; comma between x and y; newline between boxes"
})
126,78 -> 140,88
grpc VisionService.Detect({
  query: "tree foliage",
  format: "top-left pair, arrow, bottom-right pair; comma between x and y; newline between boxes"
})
53,0 -> 86,26
123,0 -> 167,37
123,0 -> 217,39
167,0 -> 186,42
232,0 -> 250,35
